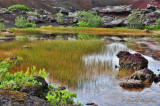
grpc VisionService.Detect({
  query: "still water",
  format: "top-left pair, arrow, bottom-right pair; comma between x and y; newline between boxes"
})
76,43 -> 160,106
1,36 -> 160,106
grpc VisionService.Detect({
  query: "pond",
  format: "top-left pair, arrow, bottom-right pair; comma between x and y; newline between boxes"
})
0,35 -> 160,106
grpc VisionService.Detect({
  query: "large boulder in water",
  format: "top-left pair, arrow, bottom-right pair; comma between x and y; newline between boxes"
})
117,51 -> 148,70
119,68 -> 155,89
119,79 -> 145,88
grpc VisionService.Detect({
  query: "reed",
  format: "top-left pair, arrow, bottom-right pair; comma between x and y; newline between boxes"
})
10,26 -> 148,36
0,40 -> 104,87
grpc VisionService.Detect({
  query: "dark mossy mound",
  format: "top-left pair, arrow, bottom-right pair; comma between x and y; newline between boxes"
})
0,87 -> 49,106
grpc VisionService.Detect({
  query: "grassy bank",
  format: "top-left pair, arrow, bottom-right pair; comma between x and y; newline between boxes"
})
8,26 -> 149,36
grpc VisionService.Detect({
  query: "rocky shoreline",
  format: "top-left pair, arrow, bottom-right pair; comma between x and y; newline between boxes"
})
0,2 -> 160,28
117,51 -> 160,89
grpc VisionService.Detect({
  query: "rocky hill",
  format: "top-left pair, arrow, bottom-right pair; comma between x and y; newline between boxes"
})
0,0 -> 129,12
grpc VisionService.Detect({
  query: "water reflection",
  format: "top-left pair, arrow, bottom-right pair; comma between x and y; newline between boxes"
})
77,42 -> 160,106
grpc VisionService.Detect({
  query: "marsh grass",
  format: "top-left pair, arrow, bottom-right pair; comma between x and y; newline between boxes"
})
116,68 -> 135,80
10,26 -> 148,36
0,40 -> 104,87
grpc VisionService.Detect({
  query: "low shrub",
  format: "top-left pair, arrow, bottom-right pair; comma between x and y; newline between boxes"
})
77,11 -> 102,27
46,89 -> 78,105
56,13 -> 63,24
8,5 -> 30,11
0,23 -> 5,30
127,9 -> 144,29
15,16 -> 36,28
0,64 -> 48,90
0,60 -> 80,105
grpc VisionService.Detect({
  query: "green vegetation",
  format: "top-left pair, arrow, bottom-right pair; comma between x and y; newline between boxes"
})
0,23 -> 5,30
127,10 -> 144,29
0,60 -> 79,105
0,62 -> 47,90
8,5 -> 30,11
77,11 -> 101,27
156,19 -> 160,28
77,34 -> 100,40
143,25 -> 159,30
15,16 -> 36,28
46,89 -> 79,105
56,13 -> 63,24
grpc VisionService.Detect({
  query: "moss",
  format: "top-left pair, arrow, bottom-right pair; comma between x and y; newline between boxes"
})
0,87 -> 27,103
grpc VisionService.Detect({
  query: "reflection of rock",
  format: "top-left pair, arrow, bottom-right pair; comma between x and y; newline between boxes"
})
21,46 -> 32,50
154,74 -> 160,83
117,51 -> 148,70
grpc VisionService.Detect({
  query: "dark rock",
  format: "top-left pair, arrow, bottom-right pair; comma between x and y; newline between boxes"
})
86,102 -> 95,105
147,4 -> 157,11
91,5 -> 132,14
101,16 -> 126,28
4,11 -> 10,14
12,9 -> 21,13
41,0 -> 46,2
117,51 -> 148,70
119,79 -> 145,88
20,77 -> 49,99
154,74 -> 160,83
0,87 -> 49,106
35,76 -> 48,89
21,10 -> 26,14
21,46 -> 32,50
130,68 -> 155,83
27,15 -> 38,23
60,8 -> 70,15
59,86 -> 66,90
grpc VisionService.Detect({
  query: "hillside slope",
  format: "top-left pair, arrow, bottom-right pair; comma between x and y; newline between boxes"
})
0,0 -> 129,11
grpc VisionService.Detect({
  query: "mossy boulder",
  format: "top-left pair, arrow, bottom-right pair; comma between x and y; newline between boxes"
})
117,51 -> 148,70
0,87 -> 49,106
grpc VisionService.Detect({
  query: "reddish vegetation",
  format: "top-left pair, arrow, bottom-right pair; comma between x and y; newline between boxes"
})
130,0 -> 160,9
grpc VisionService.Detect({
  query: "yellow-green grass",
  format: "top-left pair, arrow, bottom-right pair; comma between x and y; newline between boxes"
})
9,26 -> 149,36
0,40 -> 104,87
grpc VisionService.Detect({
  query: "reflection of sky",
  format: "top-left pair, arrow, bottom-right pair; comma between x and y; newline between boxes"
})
78,42 -> 160,106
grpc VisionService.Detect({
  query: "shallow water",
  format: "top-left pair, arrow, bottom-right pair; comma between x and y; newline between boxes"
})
1,36 -> 160,106
76,43 -> 160,106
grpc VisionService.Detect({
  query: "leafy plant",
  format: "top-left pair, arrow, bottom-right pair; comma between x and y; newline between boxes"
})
127,9 -> 144,29
56,13 -> 63,24
77,11 -> 102,27
0,61 -> 48,90
0,23 -> 5,30
8,5 -> 30,11
15,16 -> 36,28
46,89 -> 77,106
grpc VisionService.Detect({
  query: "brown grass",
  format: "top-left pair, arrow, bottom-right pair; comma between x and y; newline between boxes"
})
10,27 -> 149,36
